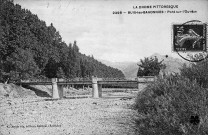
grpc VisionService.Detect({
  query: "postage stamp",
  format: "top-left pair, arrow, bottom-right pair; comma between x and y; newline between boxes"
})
172,20 -> 208,62
172,22 -> 207,52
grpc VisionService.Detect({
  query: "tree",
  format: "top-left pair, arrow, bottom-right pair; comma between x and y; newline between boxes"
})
56,67 -> 65,78
6,48 -> 39,81
43,58 -> 58,78
72,40 -> 79,52
137,56 -> 166,76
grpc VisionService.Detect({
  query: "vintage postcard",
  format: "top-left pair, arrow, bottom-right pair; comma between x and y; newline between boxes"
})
0,0 -> 208,135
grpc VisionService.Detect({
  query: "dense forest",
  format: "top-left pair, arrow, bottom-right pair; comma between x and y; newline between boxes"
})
0,0 -> 124,82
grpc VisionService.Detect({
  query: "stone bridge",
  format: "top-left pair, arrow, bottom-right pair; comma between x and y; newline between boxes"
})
16,76 -> 155,99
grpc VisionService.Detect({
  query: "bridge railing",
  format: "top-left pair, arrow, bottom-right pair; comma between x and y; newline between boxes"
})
20,77 -> 130,83
21,78 -> 51,82
58,78 -> 92,82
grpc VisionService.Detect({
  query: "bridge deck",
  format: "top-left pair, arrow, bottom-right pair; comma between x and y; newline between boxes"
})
16,79 -> 153,85
17,80 -> 136,85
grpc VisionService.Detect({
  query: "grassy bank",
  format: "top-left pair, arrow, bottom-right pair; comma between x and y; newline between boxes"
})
134,75 -> 208,135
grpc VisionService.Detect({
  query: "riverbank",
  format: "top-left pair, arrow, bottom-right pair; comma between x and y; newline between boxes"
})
0,90 -> 138,135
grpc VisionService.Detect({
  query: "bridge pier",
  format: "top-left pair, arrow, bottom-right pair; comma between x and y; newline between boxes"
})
92,77 -> 99,98
92,77 -> 102,98
58,85 -> 64,98
52,78 -> 63,99
98,84 -> 102,98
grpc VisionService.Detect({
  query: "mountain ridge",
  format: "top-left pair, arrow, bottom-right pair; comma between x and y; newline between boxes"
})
100,53 -> 188,79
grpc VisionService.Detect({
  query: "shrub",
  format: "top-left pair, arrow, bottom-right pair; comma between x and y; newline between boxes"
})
180,60 -> 208,88
134,75 -> 208,135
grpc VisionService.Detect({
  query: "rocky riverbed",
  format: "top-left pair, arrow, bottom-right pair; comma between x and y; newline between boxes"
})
0,92 -> 138,135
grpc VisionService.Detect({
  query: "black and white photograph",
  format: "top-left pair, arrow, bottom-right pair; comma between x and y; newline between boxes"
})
0,0 -> 208,135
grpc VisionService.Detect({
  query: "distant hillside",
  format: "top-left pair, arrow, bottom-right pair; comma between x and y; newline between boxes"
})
101,53 -> 188,79
99,60 -> 137,79
99,59 -> 135,71
0,0 -> 124,82
123,63 -> 138,79
150,53 -> 188,75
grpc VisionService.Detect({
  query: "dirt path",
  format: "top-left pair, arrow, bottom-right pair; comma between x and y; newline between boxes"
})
0,93 -> 137,135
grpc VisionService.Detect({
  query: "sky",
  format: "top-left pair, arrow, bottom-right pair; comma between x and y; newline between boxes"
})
14,0 -> 208,62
